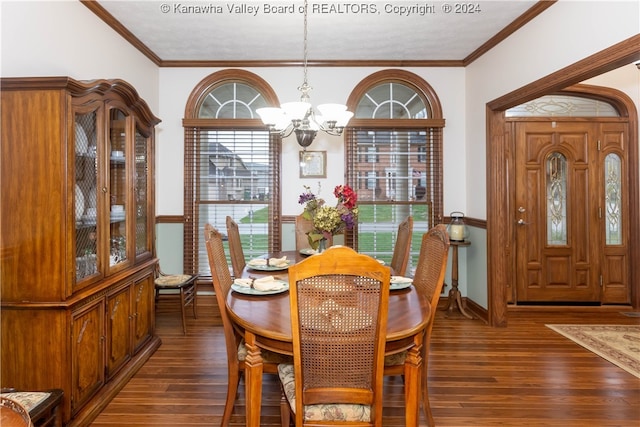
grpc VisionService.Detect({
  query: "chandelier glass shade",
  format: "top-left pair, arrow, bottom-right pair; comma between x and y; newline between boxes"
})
256,0 -> 353,148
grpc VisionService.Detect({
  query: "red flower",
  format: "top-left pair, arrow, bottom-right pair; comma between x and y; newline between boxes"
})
334,185 -> 357,210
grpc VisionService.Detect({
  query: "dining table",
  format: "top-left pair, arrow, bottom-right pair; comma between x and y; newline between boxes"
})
225,250 -> 430,427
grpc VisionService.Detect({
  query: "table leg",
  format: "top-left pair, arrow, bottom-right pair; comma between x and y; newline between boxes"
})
243,332 -> 264,427
444,244 -> 474,319
403,337 -> 423,427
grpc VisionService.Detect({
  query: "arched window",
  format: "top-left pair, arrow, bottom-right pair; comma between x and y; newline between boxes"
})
183,70 -> 281,275
345,70 -> 445,272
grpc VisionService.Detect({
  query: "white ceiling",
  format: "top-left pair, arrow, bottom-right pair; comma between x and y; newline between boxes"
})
92,0 -> 542,64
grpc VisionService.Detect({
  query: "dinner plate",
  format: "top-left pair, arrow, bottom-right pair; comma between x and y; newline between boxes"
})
389,281 -> 412,291
231,281 -> 289,295
299,248 -> 316,256
390,276 -> 413,290
75,123 -> 88,154
246,262 -> 291,271
75,185 -> 84,221
0,396 -> 32,427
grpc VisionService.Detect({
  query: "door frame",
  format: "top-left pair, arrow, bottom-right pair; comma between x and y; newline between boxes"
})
486,35 -> 640,327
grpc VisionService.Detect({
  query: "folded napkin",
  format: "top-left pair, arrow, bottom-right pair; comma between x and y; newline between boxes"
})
248,256 -> 289,267
234,275 -> 286,291
391,276 -> 413,284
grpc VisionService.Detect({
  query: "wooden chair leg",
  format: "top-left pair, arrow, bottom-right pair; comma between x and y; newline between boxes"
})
422,380 -> 435,426
222,365 -> 241,426
192,282 -> 198,319
279,389 -> 291,427
179,287 -> 187,335
421,343 -> 435,426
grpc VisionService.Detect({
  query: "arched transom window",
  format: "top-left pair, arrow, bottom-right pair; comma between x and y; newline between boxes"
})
198,83 -> 269,119
355,82 -> 428,119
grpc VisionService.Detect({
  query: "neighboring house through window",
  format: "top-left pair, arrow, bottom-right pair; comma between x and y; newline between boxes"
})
345,70 -> 445,273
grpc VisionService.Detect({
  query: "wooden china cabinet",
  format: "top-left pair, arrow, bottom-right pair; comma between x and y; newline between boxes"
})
1,77 -> 162,426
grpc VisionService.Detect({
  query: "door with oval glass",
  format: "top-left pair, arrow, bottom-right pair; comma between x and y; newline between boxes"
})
514,120 -> 629,304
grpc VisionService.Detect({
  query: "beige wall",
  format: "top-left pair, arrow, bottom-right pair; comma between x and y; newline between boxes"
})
0,1 -> 159,111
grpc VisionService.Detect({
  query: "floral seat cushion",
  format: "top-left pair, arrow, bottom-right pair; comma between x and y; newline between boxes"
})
154,274 -> 194,287
277,364 -> 371,422
0,392 -> 50,412
384,351 -> 407,366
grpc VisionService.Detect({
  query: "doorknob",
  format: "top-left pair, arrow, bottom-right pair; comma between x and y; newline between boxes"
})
517,219 -> 527,225
518,206 -> 526,213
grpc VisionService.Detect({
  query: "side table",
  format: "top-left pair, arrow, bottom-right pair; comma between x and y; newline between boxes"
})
444,240 -> 474,319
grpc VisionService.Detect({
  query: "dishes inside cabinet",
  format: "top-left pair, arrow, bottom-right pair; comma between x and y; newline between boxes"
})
75,185 -> 84,221
87,186 -> 97,208
75,123 -> 89,154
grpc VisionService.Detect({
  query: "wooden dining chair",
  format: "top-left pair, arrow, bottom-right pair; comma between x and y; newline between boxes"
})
225,216 -> 245,278
389,216 -> 413,276
279,246 -> 390,426
154,264 -> 198,335
295,213 -> 333,251
383,224 -> 450,426
204,223 -> 289,427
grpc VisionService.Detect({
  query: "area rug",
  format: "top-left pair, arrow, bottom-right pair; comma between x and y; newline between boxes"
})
546,324 -> 640,378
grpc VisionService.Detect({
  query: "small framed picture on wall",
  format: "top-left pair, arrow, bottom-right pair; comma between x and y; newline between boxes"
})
299,151 -> 326,178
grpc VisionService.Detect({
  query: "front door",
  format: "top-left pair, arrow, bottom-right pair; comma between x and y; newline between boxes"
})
514,120 -> 630,304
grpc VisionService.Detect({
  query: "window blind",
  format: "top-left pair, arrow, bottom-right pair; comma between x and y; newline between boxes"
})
345,127 -> 443,274
183,126 -> 280,276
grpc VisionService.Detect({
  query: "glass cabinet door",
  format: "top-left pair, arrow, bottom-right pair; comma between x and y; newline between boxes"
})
134,126 -> 151,258
75,110 -> 99,284
108,108 -> 129,269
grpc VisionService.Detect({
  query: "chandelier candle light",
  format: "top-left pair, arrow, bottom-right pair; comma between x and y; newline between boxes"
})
256,0 -> 353,149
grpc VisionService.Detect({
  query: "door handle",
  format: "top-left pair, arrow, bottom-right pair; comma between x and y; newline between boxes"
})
517,219 -> 528,225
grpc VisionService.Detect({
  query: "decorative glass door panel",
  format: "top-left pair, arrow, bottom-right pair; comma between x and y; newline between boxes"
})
599,123 -> 629,303
108,108 -> 128,268
604,153 -> 622,245
546,152 -> 567,245
134,126 -> 150,258
75,110 -> 99,283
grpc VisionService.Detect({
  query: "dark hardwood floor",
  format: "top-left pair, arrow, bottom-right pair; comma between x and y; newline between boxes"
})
91,292 -> 640,426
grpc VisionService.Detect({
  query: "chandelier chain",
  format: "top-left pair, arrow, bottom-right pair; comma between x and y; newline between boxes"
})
299,0 -> 311,97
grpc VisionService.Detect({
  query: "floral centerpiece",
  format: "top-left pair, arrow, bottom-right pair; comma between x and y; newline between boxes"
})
298,183 -> 358,251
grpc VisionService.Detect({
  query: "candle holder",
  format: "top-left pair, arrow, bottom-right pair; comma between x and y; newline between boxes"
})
447,211 -> 469,242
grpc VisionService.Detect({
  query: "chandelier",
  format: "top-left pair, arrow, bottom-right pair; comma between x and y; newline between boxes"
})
256,0 -> 353,149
